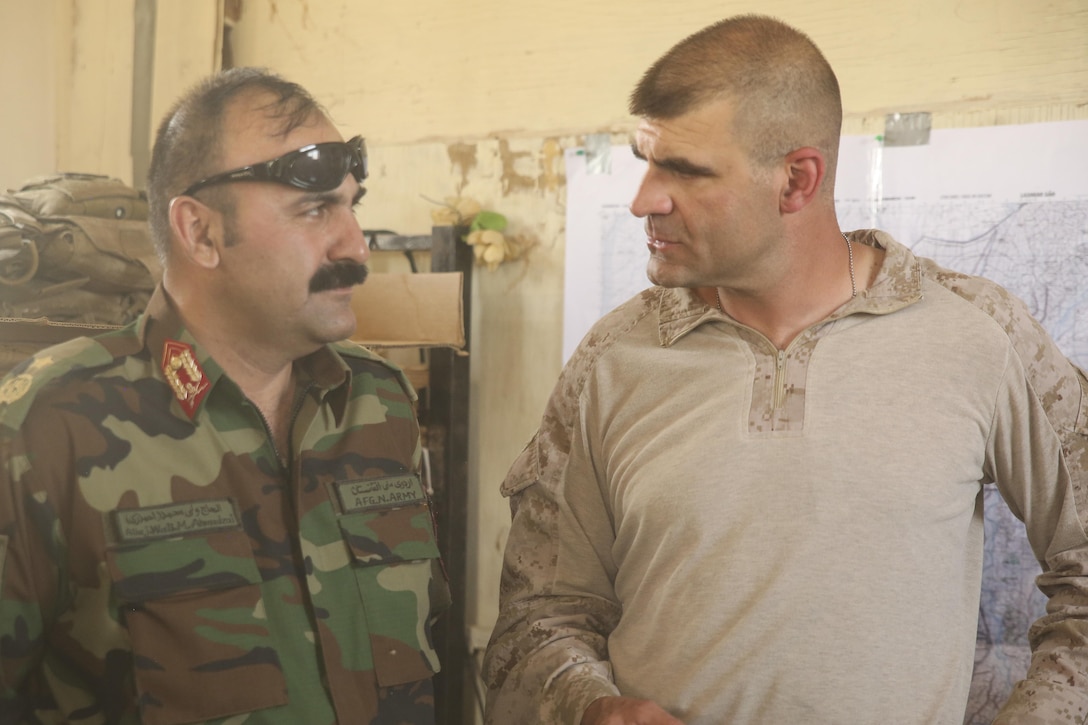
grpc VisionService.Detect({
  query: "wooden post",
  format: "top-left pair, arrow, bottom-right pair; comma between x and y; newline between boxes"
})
427,225 -> 473,724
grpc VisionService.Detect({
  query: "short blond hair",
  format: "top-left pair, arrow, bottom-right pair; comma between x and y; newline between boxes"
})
630,15 -> 842,190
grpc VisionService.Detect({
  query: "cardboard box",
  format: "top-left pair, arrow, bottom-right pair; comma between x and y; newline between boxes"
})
350,272 -> 465,350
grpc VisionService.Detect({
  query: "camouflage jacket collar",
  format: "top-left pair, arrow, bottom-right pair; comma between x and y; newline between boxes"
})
655,230 -> 925,348
140,286 -> 352,421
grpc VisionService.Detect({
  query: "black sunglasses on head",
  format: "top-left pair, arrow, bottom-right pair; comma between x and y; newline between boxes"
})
181,135 -> 368,197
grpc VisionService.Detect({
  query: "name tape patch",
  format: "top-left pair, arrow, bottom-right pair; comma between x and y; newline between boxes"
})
114,499 -> 240,542
337,474 -> 425,513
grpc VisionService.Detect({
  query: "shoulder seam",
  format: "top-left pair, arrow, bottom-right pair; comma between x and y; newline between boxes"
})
565,288 -> 660,402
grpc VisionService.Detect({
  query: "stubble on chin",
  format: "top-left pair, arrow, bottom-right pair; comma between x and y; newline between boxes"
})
645,256 -> 692,289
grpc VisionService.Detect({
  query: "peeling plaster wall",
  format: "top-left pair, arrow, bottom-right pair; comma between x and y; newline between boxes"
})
224,1 -> 1088,678
227,0 -> 1088,143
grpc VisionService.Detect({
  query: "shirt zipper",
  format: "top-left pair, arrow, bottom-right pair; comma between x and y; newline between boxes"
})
773,349 -> 788,410
253,381 -> 314,471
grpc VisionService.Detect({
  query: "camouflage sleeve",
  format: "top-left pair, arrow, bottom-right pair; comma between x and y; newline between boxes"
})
0,430 -> 62,720
984,294 -> 1088,723
481,368 -> 622,724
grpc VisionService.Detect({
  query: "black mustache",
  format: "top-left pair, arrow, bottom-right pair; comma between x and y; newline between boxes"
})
309,261 -> 369,293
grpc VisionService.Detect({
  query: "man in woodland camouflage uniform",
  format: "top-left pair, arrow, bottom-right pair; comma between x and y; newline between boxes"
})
0,68 -> 448,724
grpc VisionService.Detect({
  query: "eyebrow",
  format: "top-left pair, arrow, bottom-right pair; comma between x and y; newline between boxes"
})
630,143 -> 716,177
293,187 -> 361,209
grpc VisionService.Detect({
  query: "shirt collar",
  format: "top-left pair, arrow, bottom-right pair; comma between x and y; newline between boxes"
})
139,285 -> 352,421
656,230 -> 925,348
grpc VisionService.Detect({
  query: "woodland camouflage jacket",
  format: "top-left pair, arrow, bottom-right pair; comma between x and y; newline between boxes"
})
0,286 -> 449,724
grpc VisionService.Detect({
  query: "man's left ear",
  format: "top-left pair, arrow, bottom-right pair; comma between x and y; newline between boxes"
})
169,195 -> 223,269
779,147 -> 826,214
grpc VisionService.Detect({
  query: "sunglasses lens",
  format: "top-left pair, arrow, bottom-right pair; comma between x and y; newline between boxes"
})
282,139 -> 366,190
285,146 -> 350,190
352,138 -> 368,182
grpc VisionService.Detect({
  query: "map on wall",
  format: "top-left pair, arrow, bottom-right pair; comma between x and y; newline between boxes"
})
835,122 -> 1088,369
834,122 -> 1088,724
564,120 -> 1088,724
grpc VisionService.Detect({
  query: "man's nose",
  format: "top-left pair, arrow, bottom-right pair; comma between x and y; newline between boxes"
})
629,171 -> 673,219
331,216 -> 370,264
330,191 -> 370,265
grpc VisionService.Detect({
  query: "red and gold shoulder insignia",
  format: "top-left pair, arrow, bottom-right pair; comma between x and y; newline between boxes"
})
161,340 -> 210,418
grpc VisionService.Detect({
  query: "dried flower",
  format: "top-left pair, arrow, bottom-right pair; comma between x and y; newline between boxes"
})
429,196 -> 482,226
427,195 -> 520,271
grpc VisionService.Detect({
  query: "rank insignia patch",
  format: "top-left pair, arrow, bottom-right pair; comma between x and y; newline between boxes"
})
162,339 -> 209,418
0,375 -> 31,407
0,354 -> 56,408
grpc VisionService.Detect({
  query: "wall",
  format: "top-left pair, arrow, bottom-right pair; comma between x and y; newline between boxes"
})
1,0 -> 60,191
2,0 -> 1086,720
0,0 -> 221,192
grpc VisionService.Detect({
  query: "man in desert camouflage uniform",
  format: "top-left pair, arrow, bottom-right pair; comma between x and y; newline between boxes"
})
483,15 -> 1088,725
0,68 -> 448,724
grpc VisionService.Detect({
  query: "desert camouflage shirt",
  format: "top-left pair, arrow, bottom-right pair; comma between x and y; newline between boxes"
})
483,231 -> 1088,724
0,286 -> 449,724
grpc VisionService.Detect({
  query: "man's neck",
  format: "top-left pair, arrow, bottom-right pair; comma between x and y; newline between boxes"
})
165,280 -> 303,454
711,233 -> 881,349
716,287 -> 838,350
202,329 -> 299,458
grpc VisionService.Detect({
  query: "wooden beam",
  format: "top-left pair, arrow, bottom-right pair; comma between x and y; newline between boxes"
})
426,225 -> 474,724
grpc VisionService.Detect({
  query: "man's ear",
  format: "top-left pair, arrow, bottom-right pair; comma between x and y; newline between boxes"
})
779,147 -> 826,214
168,195 -> 222,269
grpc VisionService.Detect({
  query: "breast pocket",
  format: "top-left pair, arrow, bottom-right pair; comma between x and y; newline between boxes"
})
106,529 -> 287,725
338,502 -> 450,688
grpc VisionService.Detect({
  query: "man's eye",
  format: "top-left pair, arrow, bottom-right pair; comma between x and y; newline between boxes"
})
671,166 -> 708,179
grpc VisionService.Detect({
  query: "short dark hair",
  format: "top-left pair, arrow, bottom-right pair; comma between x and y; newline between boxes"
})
630,15 -> 842,190
146,67 -> 327,260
